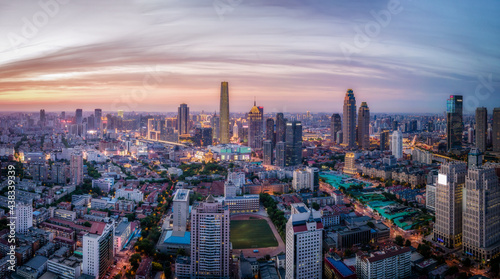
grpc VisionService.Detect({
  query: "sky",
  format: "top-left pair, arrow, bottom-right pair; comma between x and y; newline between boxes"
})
0,0 -> 499,114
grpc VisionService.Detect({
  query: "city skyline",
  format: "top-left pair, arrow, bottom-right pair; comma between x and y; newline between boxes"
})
1,1 -> 500,113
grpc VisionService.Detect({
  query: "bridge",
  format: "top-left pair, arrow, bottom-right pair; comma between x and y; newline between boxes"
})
139,138 -> 187,147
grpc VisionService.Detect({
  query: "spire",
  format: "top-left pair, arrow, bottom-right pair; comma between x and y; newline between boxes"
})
254,96 -> 256,106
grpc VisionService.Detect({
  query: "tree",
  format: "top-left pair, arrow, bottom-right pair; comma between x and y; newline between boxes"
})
404,239 -> 411,247
366,222 -> 375,229
395,235 -> 404,246
311,202 -> 320,211
83,221 -> 92,227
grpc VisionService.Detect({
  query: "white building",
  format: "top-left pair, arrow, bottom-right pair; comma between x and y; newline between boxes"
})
227,172 -> 246,187
114,219 -> 132,253
82,222 -> 114,279
90,198 -> 108,210
355,246 -> 411,279
173,189 -> 190,232
391,130 -> 403,159
15,202 -> 33,234
115,188 -> 144,202
292,169 -> 313,191
92,177 -> 114,193
70,152 -> 84,185
286,203 -> 323,279
54,209 -> 76,221
224,180 -> 238,198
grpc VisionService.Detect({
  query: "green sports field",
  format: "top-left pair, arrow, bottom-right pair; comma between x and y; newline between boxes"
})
230,219 -> 278,249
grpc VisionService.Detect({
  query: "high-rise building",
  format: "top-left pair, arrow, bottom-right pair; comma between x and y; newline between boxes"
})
357,102 -> 370,150
263,140 -> 273,165
266,118 -> 274,143
292,169 -> 314,191
391,130 -> 403,159
82,222 -> 115,279
219,82 -> 230,144
173,189 -> 190,232
211,113 -> 220,143
276,113 -> 286,143
330,113 -> 341,143
190,196 -> 231,278
275,141 -> 286,168
248,101 -> 263,149
286,203 -> 323,279
380,130 -> 390,151
494,108 -> 500,152
70,152 -> 83,185
76,109 -> 83,125
468,148 -> 483,169
94,109 -> 102,130
343,152 -> 357,175
15,202 -> 33,234
40,109 -> 46,125
426,184 -> 436,212
355,245 -> 411,279
285,121 -> 302,166
433,162 -> 466,248
342,89 -> 357,148
446,95 -> 463,152
178,103 -> 190,135
476,107 -> 488,152
463,166 -> 500,260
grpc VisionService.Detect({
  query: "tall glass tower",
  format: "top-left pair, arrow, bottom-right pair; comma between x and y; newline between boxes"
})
446,95 -> 463,152
285,121 -> 302,166
357,102 -> 370,150
177,103 -> 189,135
219,82 -> 230,144
475,107 -> 487,152
342,89 -> 357,148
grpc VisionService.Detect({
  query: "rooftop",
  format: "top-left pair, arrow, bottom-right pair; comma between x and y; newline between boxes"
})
163,230 -> 191,245
325,257 -> 355,277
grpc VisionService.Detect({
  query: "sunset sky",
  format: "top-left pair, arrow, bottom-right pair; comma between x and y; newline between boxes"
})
1,0 -> 499,114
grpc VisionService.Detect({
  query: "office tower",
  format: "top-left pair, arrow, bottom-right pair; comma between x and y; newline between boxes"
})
286,203 -> 323,279
391,130 -> 403,159
463,166 -> 500,260
70,152 -> 83,185
343,152 -> 357,175
40,109 -> 46,124
178,103 -> 190,135
82,223 -> 115,279
15,202 -> 33,234
476,107 -> 488,152
211,113 -> 220,143
357,102 -> 370,150
446,95 -> 463,152
356,245 -> 411,279
94,109 -> 102,130
426,184 -> 436,212
330,113 -> 341,143
468,148 -> 483,169
276,113 -> 286,143
75,109 -> 83,124
468,127 -> 475,144
275,142 -> 286,168
248,101 -> 264,149
494,108 -> 500,152
380,130 -> 390,151
292,169 -> 313,191
433,162 -> 466,248
342,89 -> 357,148
190,196 -> 231,278
263,140 -> 273,165
61,111 -> 66,120
336,130 -> 343,144
266,118 -> 274,143
307,166 -> 320,191
219,82 -> 230,144
173,189 -> 190,232
285,121 -> 302,166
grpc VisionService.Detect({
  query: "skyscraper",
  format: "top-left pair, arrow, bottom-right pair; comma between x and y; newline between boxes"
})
357,102 -> 370,150
494,108 -> 500,152
173,189 -> 190,232
468,148 -> 483,169
330,113 -> 341,143
286,203 -> 323,279
285,121 -> 302,166
342,89 -> 357,148
75,109 -> 83,125
190,196 -> 231,278
219,82 -> 230,144
178,103 -> 190,135
248,101 -> 264,149
211,113 -> 220,143
40,109 -> 46,125
266,118 -> 275,143
15,202 -> 33,234
433,162 -> 466,248
275,141 -> 286,168
276,113 -> 286,143
94,109 -> 102,130
70,152 -> 83,185
263,140 -> 273,165
380,130 -> 390,151
446,95 -> 463,152
463,166 -> 500,260
82,222 -> 115,279
476,107 -> 488,152
391,130 -> 403,159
